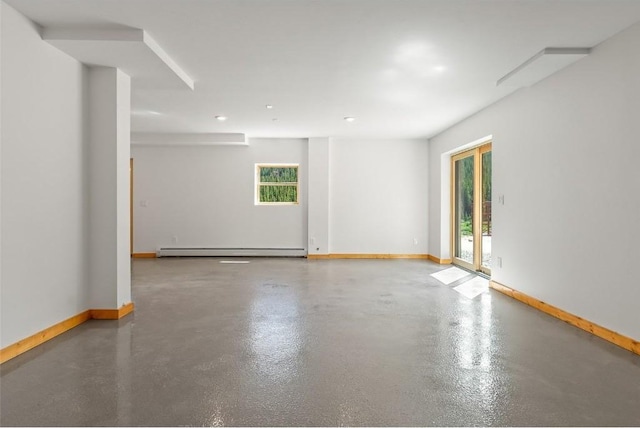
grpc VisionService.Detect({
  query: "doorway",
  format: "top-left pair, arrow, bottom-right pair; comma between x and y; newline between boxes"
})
451,143 -> 491,274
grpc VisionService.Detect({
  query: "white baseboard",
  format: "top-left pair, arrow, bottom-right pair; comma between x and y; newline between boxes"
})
156,247 -> 307,257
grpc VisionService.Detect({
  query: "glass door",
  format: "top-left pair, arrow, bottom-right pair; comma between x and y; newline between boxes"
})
453,151 -> 475,269
480,147 -> 492,274
451,143 -> 492,274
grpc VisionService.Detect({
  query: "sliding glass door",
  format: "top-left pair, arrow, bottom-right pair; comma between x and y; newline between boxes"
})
480,148 -> 492,272
452,143 -> 492,274
453,152 -> 475,267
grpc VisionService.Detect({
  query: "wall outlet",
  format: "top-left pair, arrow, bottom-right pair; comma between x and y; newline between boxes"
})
498,195 -> 504,205
140,200 -> 148,207
497,256 -> 502,268
310,237 -> 316,245
172,236 -> 178,244
413,238 -> 418,245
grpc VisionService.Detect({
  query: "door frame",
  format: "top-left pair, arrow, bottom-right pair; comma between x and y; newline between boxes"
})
450,142 -> 492,275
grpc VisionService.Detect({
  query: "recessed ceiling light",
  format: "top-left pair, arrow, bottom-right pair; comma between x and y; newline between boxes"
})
272,118 -> 278,121
433,65 -> 447,73
215,115 -> 227,121
344,117 -> 356,122
266,104 -> 273,109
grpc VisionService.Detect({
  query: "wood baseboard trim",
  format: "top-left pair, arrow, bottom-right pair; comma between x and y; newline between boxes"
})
427,254 -> 453,264
0,302 -> 135,364
308,254 -> 429,260
0,310 -> 91,364
132,252 -> 157,258
489,280 -> 640,356
90,302 -> 135,320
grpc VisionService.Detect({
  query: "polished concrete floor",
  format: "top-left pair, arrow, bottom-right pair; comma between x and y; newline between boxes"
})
1,258 -> 639,426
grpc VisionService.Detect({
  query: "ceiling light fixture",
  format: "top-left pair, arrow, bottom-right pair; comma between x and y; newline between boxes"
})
497,47 -> 591,87
344,117 -> 356,122
266,104 -> 273,109
215,115 -> 227,121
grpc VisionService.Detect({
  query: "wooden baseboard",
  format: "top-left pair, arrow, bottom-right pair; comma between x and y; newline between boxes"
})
0,302 -> 135,364
489,280 -> 640,356
0,310 -> 92,364
132,253 -> 157,258
308,254 -> 429,260
427,254 -> 453,264
90,302 -> 135,320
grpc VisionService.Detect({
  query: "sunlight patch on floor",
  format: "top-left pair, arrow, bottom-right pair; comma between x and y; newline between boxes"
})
430,266 -> 470,285
453,276 -> 489,299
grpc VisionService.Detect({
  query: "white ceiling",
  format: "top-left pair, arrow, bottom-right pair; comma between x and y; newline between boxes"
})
6,0 -> 640,139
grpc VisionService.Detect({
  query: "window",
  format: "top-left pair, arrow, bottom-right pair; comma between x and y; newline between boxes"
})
255,164 -> 299,205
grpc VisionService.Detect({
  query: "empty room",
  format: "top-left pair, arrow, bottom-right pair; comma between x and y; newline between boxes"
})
1,0 -> 639,426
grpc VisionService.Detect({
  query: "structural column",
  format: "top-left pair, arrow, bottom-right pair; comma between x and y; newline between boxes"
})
307,137 -> 331,255
88,67 -> 132,310
0,2 -> 4,315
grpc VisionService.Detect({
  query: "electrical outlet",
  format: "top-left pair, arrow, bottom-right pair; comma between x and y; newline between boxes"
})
310,237 -> 316,245
497,257 -> 502,268
498,195 -> 504,205
172,236 -> 178,244
413,238 -> 418,245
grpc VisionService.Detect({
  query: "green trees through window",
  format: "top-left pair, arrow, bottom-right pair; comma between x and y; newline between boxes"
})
256,165 -> 299,204
458,156 -> 474,235
458,152 -> 492,236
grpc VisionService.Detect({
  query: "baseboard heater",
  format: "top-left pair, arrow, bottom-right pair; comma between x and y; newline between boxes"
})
156,247 -> 307,257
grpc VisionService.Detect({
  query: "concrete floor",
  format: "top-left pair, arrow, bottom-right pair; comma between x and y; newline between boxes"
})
1,258 -> 639,426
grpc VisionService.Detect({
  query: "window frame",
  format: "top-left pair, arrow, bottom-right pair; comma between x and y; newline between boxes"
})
255,163 -> 300,206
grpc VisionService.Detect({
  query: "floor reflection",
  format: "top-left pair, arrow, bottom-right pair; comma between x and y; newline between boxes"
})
457,292 -> 492,370
249,284 -> 304,385
454,293 -> 506,421
205,401 -> 225,427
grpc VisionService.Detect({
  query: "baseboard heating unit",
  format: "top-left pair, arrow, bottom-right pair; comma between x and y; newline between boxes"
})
156,247 -> 307,257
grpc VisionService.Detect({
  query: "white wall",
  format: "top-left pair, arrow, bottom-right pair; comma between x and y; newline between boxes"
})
429,22 -> 640,340
307,138 -> 330,255
1,3 -> 90,347
131,138 -> 308,252
133,137 -> 430,257
330,138 -> 429,254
